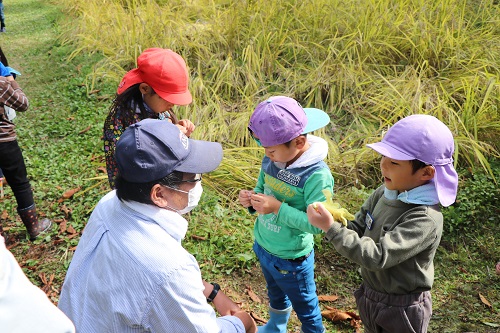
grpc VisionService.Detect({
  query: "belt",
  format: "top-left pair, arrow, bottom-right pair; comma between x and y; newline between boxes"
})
286,251 -> 312,263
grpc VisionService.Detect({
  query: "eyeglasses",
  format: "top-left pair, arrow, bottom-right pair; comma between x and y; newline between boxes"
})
175,174 -> 202,183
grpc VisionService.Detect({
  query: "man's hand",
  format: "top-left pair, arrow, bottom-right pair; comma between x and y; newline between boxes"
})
176,119 -> 195,137
250,193 -> 281,215
307,202 -> 335,232
202,280 -> 257,332
238,190 -> 254,208
233,311 -> 257,333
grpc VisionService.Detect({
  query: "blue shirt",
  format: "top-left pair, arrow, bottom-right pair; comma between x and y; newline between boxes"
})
58,191 -> 244,333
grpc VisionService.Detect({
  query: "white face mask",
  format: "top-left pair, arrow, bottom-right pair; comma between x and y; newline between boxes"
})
167,182 -> 203,215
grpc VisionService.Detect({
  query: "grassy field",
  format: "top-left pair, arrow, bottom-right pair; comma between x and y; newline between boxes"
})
1,0 -> 499,332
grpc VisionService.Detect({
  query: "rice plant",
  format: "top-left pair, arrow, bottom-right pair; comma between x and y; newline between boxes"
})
57,0 -> 500,194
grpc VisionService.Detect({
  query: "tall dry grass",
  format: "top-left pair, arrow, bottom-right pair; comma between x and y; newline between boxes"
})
58,0 -> 500,195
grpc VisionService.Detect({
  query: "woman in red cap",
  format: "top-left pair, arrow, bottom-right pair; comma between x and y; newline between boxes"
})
103,48 -> 195,188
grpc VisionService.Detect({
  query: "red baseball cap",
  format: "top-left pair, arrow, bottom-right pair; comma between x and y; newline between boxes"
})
117,48 -> 192,105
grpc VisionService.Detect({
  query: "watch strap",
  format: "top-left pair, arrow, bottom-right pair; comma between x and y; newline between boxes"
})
207,282 -> 220,302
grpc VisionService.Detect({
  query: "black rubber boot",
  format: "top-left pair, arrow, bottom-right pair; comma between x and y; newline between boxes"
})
18,204 -> 51,240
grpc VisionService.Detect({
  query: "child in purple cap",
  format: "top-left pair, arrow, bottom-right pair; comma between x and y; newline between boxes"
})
307,114 -> 459,333
238,96 -> 333,333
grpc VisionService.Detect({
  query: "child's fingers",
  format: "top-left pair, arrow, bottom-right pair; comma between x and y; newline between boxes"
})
250,193 -> 265,200
309,202 -> 328,215
178,119 -> 196,134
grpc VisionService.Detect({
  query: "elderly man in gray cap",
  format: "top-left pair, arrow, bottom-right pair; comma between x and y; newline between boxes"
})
59,119 -> 256,333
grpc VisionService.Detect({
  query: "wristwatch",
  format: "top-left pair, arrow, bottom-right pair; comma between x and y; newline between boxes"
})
207,282 -> 220,303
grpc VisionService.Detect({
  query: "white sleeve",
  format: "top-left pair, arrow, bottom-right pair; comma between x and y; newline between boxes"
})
0,237 -> 76,333
145,258 -> 245,333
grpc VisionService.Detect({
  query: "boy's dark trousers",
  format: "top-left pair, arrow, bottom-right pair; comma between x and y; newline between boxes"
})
354,283 -> 432,333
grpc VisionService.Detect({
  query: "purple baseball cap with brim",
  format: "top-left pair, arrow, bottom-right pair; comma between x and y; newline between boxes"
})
248,96 -> 330,147
367,114 -> 458,207
116,119 -> 223,183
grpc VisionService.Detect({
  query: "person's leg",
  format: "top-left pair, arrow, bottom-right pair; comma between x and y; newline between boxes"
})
354,284 -> 379,333
253,242 -> 292,333
0,167 -> 4,198
376,291 -> 432,333
356,283 -> 432,333
0,3 -> 5,32
0,140 -> 35,208
273,251 -> 325,333
0,140 -> 51,239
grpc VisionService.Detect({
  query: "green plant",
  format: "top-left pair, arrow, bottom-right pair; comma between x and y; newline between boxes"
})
57,0 -> 499,195
442,158 -> 500,234
4,1 -> 500,332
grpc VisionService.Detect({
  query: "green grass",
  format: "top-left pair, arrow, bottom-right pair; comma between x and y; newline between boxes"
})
1,0 -> 499,332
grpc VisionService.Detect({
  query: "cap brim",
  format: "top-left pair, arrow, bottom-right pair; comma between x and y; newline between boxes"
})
6,67 -> 21,76
302,108 -> 330,133
367,141 -> 415,160
156,90 -> 193,106
175,138 -> 223,174
433,164 -> 458,207
117,69 -> 143,94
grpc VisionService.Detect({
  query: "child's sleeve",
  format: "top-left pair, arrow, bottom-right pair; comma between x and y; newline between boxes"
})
253,168 -> 265,194
0,78 -> 29,112
245,168 -> 265,214
276,168 -> 334,234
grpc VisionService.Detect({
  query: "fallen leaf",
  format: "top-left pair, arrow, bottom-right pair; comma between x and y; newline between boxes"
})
1,210 -> 9,219
322,306 -> 362,332
39,272 -> 48,284
89,89 -> 100,95
479,293 -> 492,310
97,166 -> 107,173
62,187 -> 81,199
60,205 -> 73,218
322,307 -> 354,321
6,241 -> 19,251
67,225 -> 77,234
245,285 -> 261,303
191,234 -> 206,241
250,312 -> 267,324
318,295 -> 339,302
59,219 -> 67,234
78,126 -> 91,134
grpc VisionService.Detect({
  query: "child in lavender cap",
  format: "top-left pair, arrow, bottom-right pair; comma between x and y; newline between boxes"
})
307,114 -> 458,333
